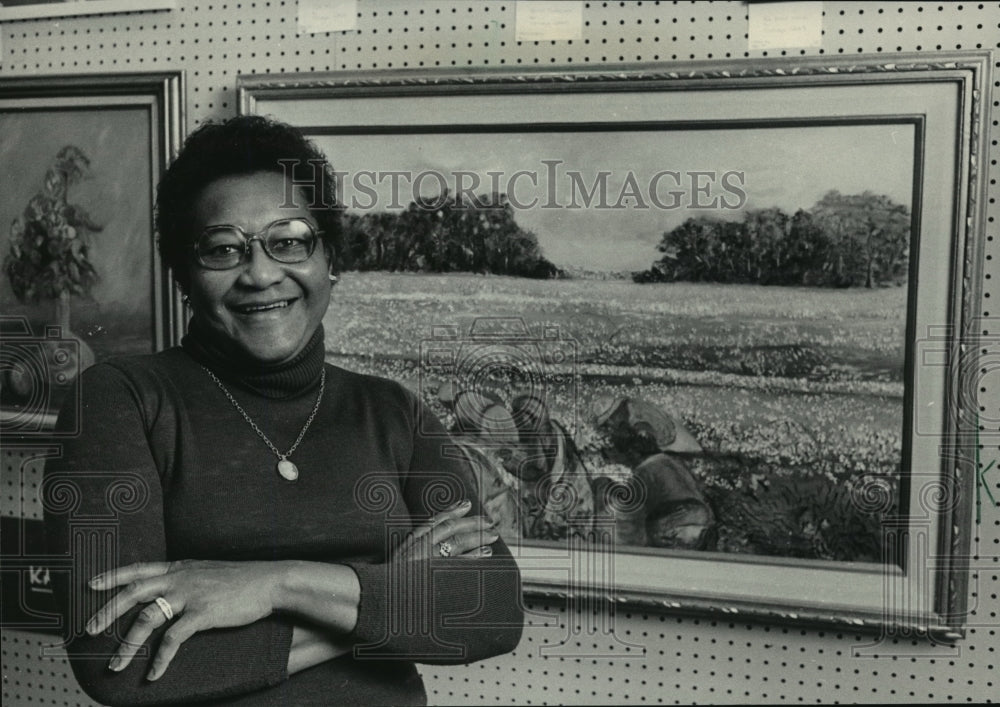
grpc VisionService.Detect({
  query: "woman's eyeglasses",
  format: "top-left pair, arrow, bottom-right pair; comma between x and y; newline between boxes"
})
193,218 -> 322,270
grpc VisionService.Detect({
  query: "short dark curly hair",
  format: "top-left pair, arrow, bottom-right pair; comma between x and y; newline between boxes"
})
155,115 -> 342,290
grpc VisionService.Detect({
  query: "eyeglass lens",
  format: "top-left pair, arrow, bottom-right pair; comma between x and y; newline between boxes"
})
195,219 -> 316,269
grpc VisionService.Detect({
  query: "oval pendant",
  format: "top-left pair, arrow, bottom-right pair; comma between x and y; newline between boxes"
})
277,458 -> 299,481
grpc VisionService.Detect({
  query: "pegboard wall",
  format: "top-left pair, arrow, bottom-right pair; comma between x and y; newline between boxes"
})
1,1 -> 998,705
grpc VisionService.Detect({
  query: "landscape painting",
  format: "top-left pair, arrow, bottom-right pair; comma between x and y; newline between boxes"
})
241,56 -> 987,634
315,122 -> 915,564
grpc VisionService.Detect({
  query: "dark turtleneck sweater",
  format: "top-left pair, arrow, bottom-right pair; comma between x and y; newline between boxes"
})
43,322 -> 523,706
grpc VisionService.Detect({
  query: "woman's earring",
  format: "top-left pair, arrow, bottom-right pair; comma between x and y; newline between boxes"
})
181,294 -> 191,307
329,274 -> 339,285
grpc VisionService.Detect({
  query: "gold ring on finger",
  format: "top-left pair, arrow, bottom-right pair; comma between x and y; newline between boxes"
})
154,596 -> 174,621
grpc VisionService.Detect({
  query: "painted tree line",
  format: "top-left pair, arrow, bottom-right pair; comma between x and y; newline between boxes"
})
340,189 -> 910,288
633,190 -> 911,288
341,191 -> 559,278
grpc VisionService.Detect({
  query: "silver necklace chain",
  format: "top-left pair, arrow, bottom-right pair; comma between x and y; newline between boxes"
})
201,365 -> 326,463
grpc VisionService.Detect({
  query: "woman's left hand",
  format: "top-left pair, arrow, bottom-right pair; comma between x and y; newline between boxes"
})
85,560 -> 285,681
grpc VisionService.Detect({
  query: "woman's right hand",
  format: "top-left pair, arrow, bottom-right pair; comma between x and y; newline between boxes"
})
391,499 -> 499,562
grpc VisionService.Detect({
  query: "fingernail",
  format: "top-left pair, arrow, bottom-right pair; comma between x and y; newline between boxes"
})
147,668 -> 160,682
447,499 -> 471,511
88,574 -> 103,589
479,546 -> 493,557
108,657 -> 123,672
85,620 -> 97,635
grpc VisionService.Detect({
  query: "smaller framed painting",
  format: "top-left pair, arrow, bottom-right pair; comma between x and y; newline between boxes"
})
0,72 -> 184,434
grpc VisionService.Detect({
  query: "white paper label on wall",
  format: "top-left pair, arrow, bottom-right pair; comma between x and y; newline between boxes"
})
297,0 -> 357,35
515,1 -> 583,42
748,1 -> 823,50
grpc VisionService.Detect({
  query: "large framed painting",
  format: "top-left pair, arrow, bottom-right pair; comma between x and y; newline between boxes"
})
0,73 -> 184,433
239,52 -> 991,639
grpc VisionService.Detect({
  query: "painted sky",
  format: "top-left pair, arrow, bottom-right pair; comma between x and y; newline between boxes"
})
316,123 -> 916,272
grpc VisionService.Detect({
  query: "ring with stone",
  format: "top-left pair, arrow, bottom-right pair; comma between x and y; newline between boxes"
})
438,541 -> 453,557
154,596 -> 174,621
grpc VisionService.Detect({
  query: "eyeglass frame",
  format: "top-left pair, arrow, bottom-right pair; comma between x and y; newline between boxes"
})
191,217 -> 325,270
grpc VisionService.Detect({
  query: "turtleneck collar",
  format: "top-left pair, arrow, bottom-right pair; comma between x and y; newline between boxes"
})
182,318 -> 326,399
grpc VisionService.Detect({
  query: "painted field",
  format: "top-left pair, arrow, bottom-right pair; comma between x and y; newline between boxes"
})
323,271 -> 907,560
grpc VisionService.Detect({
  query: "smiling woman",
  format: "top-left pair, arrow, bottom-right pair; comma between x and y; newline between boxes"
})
42,115 -> 523,706
186,173 -> 333,365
